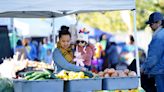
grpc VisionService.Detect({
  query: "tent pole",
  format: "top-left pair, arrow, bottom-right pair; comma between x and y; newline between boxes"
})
132,9 -> 141,87
51,18 -> 55,47
11,18 -> 16,52
75,13 -> 79,26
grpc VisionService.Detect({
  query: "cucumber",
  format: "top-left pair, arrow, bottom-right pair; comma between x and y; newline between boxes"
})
44,69 -> 53,74
49,74 -> 57,79
24,71 -> 34,77
25,72 -> 43,80
31,72 -> 42,76
37,77 -> 45,80
24,71 -> 51,80
24,74 -> 36,80
44,75 -> 50,79
29,72 -> 50,80
83,71 -> 93,78
29,74 -> 45,80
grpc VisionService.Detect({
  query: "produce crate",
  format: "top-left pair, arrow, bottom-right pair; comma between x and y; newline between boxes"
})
64,78 -> 102,92
102,77 -> 139,90
13,79 -> 64,92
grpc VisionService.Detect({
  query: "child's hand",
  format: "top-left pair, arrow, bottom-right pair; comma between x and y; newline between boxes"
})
74,51 -> 81,57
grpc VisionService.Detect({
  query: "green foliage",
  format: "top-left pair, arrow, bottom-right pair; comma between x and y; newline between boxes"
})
0,77 -> 14,92
78,0 -> 164,32
136,0 -> 164,30
78,12 -> 128,33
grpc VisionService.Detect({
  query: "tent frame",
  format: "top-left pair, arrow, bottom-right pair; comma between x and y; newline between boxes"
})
0,0 -> 141,88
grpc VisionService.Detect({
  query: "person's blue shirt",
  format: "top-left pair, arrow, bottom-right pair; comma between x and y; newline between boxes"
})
107,44 -> 119,65
122,44 -> 135,53
27,43 -> 37,60
142,27 -> 164,74
53,48 -> 82,73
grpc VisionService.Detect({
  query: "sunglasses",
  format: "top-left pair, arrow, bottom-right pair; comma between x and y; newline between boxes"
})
76,40 -> 86,44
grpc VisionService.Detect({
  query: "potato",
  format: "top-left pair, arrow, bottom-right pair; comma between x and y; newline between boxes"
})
104,68 -> 109,73
118,71 -> 127,77
111,71 -> 118,77
107,68 -> 115,75
98,71 -> 104,77
128,71 -> 137,77
123,69 -> 130,74
104,73 -> 110,77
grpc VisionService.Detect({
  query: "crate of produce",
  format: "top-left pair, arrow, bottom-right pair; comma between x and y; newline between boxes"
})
64,78 -> 102,92
13,79 -> 64,92
102,77 -> 139,90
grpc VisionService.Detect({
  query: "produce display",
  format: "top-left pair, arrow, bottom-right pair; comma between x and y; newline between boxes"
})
98,68 -> 137,77
55,70 -> 91,80
0,53 -> 54,78
23,69 -> 57,80
27,61 -> 53,70
95,87 -> 145,92
21,69 -> 95,81
0,53 -> 141,92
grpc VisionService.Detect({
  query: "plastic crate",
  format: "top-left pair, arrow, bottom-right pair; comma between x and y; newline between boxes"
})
64,78 -> 102,92
102,77 -> 139,90
13,79 -> 64,92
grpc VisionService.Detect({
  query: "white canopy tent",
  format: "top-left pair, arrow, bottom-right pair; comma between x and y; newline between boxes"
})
14,18 -> 52,37
0,0 -> 135,18
13,15 -> 95,37
0,0 -> 140,88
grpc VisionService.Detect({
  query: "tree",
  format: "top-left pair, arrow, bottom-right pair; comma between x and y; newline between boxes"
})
78,0 -> 164,32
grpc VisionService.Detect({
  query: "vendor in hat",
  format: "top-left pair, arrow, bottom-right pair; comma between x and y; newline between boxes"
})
141,12 -> 164,92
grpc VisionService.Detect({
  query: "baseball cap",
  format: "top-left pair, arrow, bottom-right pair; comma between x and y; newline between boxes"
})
146,12 -> 163,24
